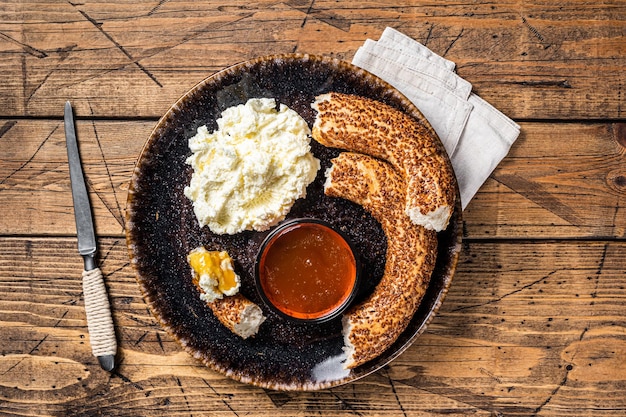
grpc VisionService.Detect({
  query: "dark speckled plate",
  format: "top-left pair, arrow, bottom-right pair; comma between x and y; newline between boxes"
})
125,54 -> 462,391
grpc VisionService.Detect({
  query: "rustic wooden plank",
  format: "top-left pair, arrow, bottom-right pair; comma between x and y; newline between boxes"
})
0,119 -> 151,236
1,119 -> 625,238
465,122 -> 626,238
0,1 -> 624,119
1,237 -> 625,415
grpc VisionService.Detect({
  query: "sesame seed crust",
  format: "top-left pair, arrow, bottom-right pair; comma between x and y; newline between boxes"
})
325,152 -> 437,369
312,92 -> 455,231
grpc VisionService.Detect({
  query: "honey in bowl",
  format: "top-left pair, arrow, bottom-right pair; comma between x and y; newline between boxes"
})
256,219 -> 359,322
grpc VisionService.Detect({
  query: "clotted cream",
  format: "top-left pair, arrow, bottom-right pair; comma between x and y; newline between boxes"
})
184,98 -> 320,234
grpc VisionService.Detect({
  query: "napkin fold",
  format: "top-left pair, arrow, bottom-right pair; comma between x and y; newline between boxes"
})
352,27 -> 520,209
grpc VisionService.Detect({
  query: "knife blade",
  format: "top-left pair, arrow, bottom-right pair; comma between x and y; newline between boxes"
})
65,101 -> 117,372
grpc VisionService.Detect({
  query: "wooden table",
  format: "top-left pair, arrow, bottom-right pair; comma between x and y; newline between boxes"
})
1,1 -> 625,415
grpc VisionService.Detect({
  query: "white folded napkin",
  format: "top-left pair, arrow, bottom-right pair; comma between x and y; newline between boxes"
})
352,27 -> 520,209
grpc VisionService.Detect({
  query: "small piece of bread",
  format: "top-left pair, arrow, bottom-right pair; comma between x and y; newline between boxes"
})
312,92 -> 455,232
192,273 -> 266,339
207,294 -> 266,339
324,152 -> 437,369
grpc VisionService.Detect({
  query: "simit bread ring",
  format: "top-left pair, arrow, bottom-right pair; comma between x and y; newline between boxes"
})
324,152 -> 437,369
312,92 -> 455,231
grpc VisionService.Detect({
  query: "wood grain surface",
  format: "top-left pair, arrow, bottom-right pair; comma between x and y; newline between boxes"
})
2,238 -> 625,415
1,0 -> 625,416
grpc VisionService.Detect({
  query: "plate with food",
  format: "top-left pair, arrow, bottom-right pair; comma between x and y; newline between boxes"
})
125,54 -> 462,390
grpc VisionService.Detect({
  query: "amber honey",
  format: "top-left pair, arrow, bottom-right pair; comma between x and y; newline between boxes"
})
256,220 -> 358,321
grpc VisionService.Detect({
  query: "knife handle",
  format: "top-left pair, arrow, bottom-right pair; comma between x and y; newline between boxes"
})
82,267 -> 117,370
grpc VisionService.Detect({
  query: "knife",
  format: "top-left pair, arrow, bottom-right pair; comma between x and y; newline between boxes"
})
64,101 -> 117,372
